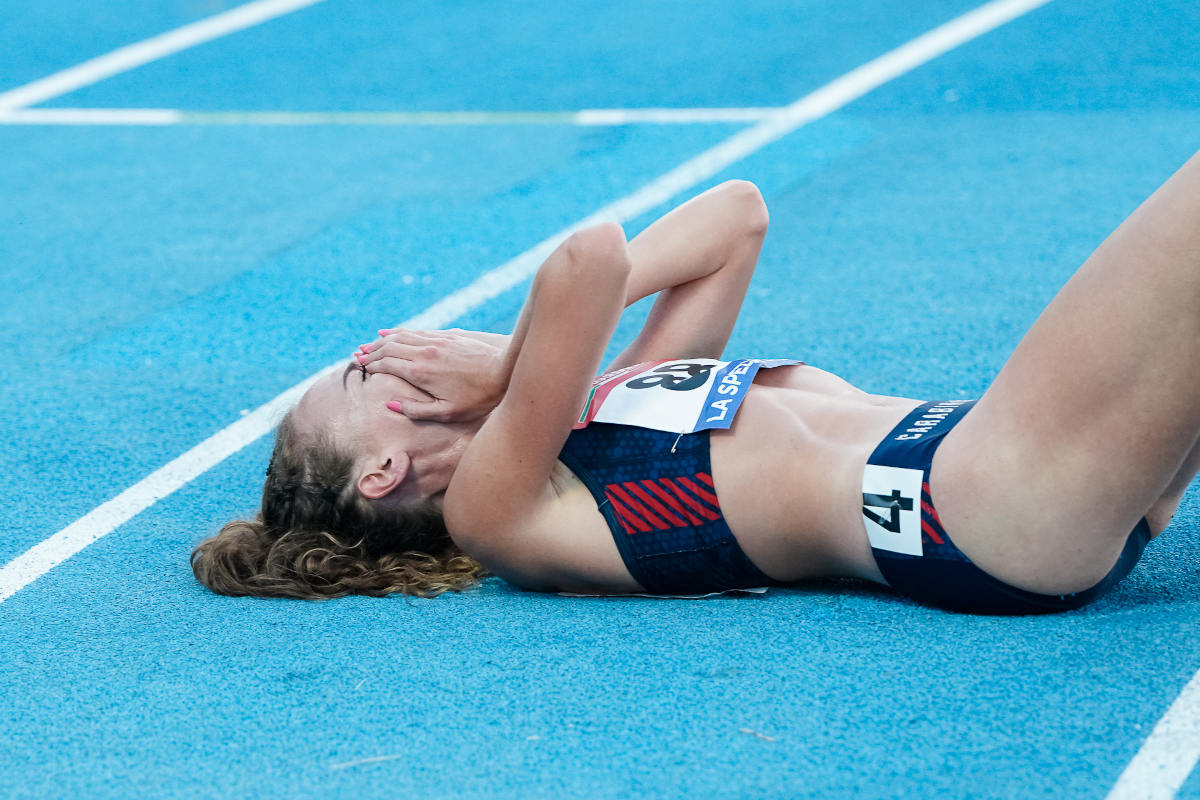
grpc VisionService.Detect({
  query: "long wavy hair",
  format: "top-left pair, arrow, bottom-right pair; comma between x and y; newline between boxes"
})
191,411 -> 486,599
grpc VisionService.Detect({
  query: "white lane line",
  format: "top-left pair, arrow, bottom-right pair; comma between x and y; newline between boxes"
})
576,107 -> 780,125
0,0 -> 1053,603
1107,674 -> 1200,800
0,107 -> 780,127
0,108 -> 183,125
0,0 -> 327,113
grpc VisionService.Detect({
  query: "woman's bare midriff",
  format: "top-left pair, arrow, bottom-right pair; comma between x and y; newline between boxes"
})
707,365 -> 923,586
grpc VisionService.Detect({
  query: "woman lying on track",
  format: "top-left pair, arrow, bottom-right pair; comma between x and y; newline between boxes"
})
193,152 -> 1200,614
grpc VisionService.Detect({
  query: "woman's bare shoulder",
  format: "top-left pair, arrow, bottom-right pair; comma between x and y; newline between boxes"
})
447,464 -> 642,594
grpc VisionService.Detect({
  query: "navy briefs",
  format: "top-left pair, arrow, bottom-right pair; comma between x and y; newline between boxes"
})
863,400 -> 1151,615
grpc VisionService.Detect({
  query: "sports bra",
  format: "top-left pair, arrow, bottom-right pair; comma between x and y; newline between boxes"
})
557,422 -> 779,595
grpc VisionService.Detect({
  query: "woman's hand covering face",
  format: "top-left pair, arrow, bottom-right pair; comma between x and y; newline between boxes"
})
355,328 -> 510,423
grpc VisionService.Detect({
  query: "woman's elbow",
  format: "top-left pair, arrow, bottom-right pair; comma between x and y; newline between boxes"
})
532,222 -> 631,303
565,222 -> 632,276
719,179 -> 769,237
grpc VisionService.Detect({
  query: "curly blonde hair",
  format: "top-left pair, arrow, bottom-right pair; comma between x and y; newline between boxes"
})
192,411 -> 486,599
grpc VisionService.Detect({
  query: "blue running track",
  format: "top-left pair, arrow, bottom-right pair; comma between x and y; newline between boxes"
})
2,0 -> 1199,797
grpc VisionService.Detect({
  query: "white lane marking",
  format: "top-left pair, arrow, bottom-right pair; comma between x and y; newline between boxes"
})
328,754 -> 407,770
576,107 -> 780,125
0,375 -> 326,604
0,107 -> 779,126
1107,673 -> 1200,800
0,108 -> 183,125
0,0 -> 1053,603
0,0 -> 327,113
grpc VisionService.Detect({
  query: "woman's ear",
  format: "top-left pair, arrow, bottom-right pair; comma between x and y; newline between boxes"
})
357,452 -> 411,499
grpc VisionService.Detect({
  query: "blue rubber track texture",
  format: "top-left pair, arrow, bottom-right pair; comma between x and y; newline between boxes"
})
34,0 -> 987,111
2,0 -> 1200,798
0,0 -> 216,93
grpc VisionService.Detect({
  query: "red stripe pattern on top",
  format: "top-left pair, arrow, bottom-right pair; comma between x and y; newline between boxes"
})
604,473 -> 723,535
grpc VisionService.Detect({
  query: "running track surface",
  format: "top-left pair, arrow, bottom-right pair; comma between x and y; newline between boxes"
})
2,1 -> 1199,797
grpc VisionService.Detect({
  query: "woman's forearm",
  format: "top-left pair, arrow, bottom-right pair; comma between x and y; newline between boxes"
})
497,293 -> 533,393
601,181 -> 767,367
497,221 -> 628,387
623,180 -> 768,306
497,181 -> 767,384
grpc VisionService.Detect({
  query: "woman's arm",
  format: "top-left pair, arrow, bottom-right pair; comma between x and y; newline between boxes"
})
608,179 -> 768,369
444,222 -> 632,552
359,181 -> 767,421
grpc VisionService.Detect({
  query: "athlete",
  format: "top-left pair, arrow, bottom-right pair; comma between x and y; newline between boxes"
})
193,152 -> 1200,614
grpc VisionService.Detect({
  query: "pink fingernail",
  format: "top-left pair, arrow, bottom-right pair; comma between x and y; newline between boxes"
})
378,329 -> 392,337
385,401 -> 403,414
356,353 -> 367,364
359,343 -> 374,354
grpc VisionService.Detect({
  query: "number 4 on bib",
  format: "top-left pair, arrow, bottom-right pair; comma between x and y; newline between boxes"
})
861,464 -> 924,556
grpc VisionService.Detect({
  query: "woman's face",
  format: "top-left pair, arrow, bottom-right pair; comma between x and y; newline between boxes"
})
292,362 -> 433,452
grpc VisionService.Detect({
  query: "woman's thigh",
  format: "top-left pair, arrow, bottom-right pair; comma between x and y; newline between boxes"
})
930,150 -> 1200,594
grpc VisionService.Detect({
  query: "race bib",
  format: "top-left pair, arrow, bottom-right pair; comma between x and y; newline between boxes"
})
574,358 -> 802,433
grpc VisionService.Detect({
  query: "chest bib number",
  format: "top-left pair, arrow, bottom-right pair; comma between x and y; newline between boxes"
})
575,358 -> 801,434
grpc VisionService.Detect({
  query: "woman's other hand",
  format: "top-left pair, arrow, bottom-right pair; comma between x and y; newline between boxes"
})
355,328 -> 510,422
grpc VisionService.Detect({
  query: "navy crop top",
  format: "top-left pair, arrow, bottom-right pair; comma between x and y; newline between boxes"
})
557,422 -> 779,595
